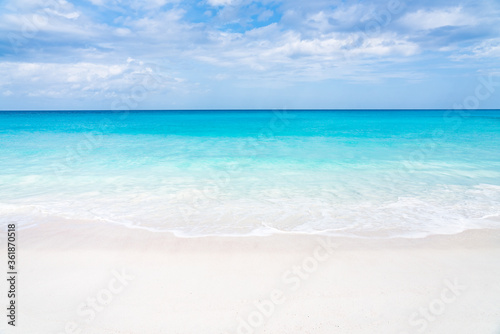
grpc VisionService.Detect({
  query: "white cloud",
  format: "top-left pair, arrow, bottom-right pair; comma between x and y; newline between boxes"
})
114,27 -> 131,36
44,8 -> 80,20
128,9 -> 187,34
257,9 -> 273,22
87,0 -> 176,10
187,22 -> 420,83
303,4 -> 372,32
451,39 -> 500,60
400,7 -> 476,31
129,0 -> 175,11
195,20 -> 419,64
0,60 -> 179,99
214,73 -> 230,80
0,4 -> 96,40
88,0 -> 104,6
206,0 -> 233,7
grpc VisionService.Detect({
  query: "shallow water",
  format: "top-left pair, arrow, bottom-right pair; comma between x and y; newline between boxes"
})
1,110 -> 499,237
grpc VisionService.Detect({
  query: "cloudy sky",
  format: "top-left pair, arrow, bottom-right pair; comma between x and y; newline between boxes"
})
0,0 -> 499,109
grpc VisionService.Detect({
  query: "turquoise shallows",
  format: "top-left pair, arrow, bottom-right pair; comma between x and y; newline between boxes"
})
0,110 -> 499,237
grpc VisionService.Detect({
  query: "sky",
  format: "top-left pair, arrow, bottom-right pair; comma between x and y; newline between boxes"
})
0,0 -> 499,110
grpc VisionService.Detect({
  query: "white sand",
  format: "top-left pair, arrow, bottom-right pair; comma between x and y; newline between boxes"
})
2,220 -> 500,334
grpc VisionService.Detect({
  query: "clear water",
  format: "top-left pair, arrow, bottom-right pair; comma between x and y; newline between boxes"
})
1,110 -> 499,237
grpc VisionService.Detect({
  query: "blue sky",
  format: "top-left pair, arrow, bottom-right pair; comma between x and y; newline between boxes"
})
0,0 -> 499,109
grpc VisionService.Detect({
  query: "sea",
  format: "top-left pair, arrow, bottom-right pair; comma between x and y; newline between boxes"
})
1,109 -> 499,238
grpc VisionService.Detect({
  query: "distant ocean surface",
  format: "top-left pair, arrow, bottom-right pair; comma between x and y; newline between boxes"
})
1,110 -> 499,238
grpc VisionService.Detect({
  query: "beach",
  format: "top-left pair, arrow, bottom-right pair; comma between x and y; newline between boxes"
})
4,219 -> 500,334
1,110 -> 500,333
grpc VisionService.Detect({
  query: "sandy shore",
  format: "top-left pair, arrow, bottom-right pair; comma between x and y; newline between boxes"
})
2,220 -> 500,334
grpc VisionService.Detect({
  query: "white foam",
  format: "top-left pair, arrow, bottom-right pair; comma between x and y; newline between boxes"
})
1,181 -> 499,238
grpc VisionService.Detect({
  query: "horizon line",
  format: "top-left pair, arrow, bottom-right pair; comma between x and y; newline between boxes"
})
1,108 -> 499,112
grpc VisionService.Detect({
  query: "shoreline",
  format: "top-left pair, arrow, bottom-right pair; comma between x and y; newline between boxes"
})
15,217 -> 500,249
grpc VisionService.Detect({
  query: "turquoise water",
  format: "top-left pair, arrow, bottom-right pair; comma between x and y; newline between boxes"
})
1,110 -> 499,237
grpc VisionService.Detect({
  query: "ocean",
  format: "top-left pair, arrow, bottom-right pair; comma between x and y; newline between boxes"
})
1,109 -> 499,237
